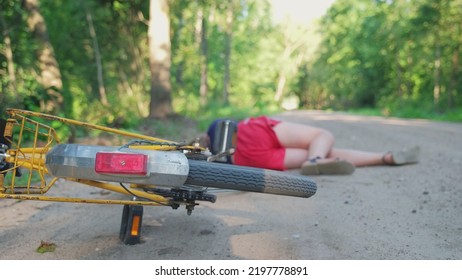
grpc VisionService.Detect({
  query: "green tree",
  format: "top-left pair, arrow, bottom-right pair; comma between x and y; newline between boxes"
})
308,0 -> 462,118
23,0 -> 63,113
148,0 -> 173,119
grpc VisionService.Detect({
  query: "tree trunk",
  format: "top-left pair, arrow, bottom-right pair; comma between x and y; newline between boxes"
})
448,26 -> 460,109
395,51 -> 403,98
148,0 -> 173,119
0,15 -> 17,95
23,0 -> 63,113
274,32 -> 305,102
85,9 -> 108,106
198,8 -> 208,107
274,46 -> 292,102
173,10 -> 184,86
222,4 -> 233,106
275,75 -> 286,102
433,35 -> 441,111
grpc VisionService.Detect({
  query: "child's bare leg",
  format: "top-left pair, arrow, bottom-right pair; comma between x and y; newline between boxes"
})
328,146 -> 420,167
327,148 -> 386,167
273,122 -> 334,160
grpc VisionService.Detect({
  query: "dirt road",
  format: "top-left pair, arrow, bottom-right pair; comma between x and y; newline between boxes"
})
1,110 -> 461,260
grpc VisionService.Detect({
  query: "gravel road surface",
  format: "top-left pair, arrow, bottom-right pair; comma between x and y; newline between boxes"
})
1,110 -> 461,260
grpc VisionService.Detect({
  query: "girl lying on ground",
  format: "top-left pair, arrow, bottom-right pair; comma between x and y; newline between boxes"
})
204,116 -> 420,175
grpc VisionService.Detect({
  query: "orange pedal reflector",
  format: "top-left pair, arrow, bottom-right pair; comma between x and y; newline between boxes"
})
131,215 -> 141,236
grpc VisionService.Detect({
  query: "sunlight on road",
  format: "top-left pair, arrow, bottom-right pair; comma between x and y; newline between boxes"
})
217,215 -> 254,227
279,110 -> 435,127
230,231 -> 289,259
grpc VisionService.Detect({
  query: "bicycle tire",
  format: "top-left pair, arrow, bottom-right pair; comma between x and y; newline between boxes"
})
185,160 -> 316,198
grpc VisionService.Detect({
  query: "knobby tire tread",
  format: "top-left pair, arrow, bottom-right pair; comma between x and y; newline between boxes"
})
185,160 -> 316,198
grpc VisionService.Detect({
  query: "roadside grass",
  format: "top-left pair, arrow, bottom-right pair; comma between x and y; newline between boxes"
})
348,107 -> 462,123
142,105 -> 462,143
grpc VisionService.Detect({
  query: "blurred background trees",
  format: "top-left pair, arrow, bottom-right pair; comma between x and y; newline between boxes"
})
1,0 -> 461,132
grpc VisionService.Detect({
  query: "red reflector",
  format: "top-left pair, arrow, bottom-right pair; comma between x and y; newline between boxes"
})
95,152 -> 148,175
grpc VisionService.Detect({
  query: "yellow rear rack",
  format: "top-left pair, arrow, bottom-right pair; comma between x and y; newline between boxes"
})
0,109 -> 194,206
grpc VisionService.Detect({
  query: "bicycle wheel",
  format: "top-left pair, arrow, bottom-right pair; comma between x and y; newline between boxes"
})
185,160 -> 316,198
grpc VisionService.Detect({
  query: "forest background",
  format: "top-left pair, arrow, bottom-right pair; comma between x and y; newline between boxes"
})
1,0 -> 462,141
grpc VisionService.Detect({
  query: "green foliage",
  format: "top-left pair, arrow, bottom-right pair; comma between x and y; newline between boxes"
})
195,102 -> 280,132
1,0 -> 461,143
438,109 -> 462,122
169,0 -> 284,116
310,0 -> 462,120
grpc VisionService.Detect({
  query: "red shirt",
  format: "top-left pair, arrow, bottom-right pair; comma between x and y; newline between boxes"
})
234,116 -> 285,170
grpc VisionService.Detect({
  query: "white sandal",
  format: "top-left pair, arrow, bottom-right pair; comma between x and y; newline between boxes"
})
383,146 -> 420,165
301,158 -> 355,175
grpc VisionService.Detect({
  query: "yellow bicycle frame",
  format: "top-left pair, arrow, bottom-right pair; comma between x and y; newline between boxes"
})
0,109 -> 201,207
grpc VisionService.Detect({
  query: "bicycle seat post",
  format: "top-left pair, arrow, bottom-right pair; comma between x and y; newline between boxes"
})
212,120 -> 237,163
